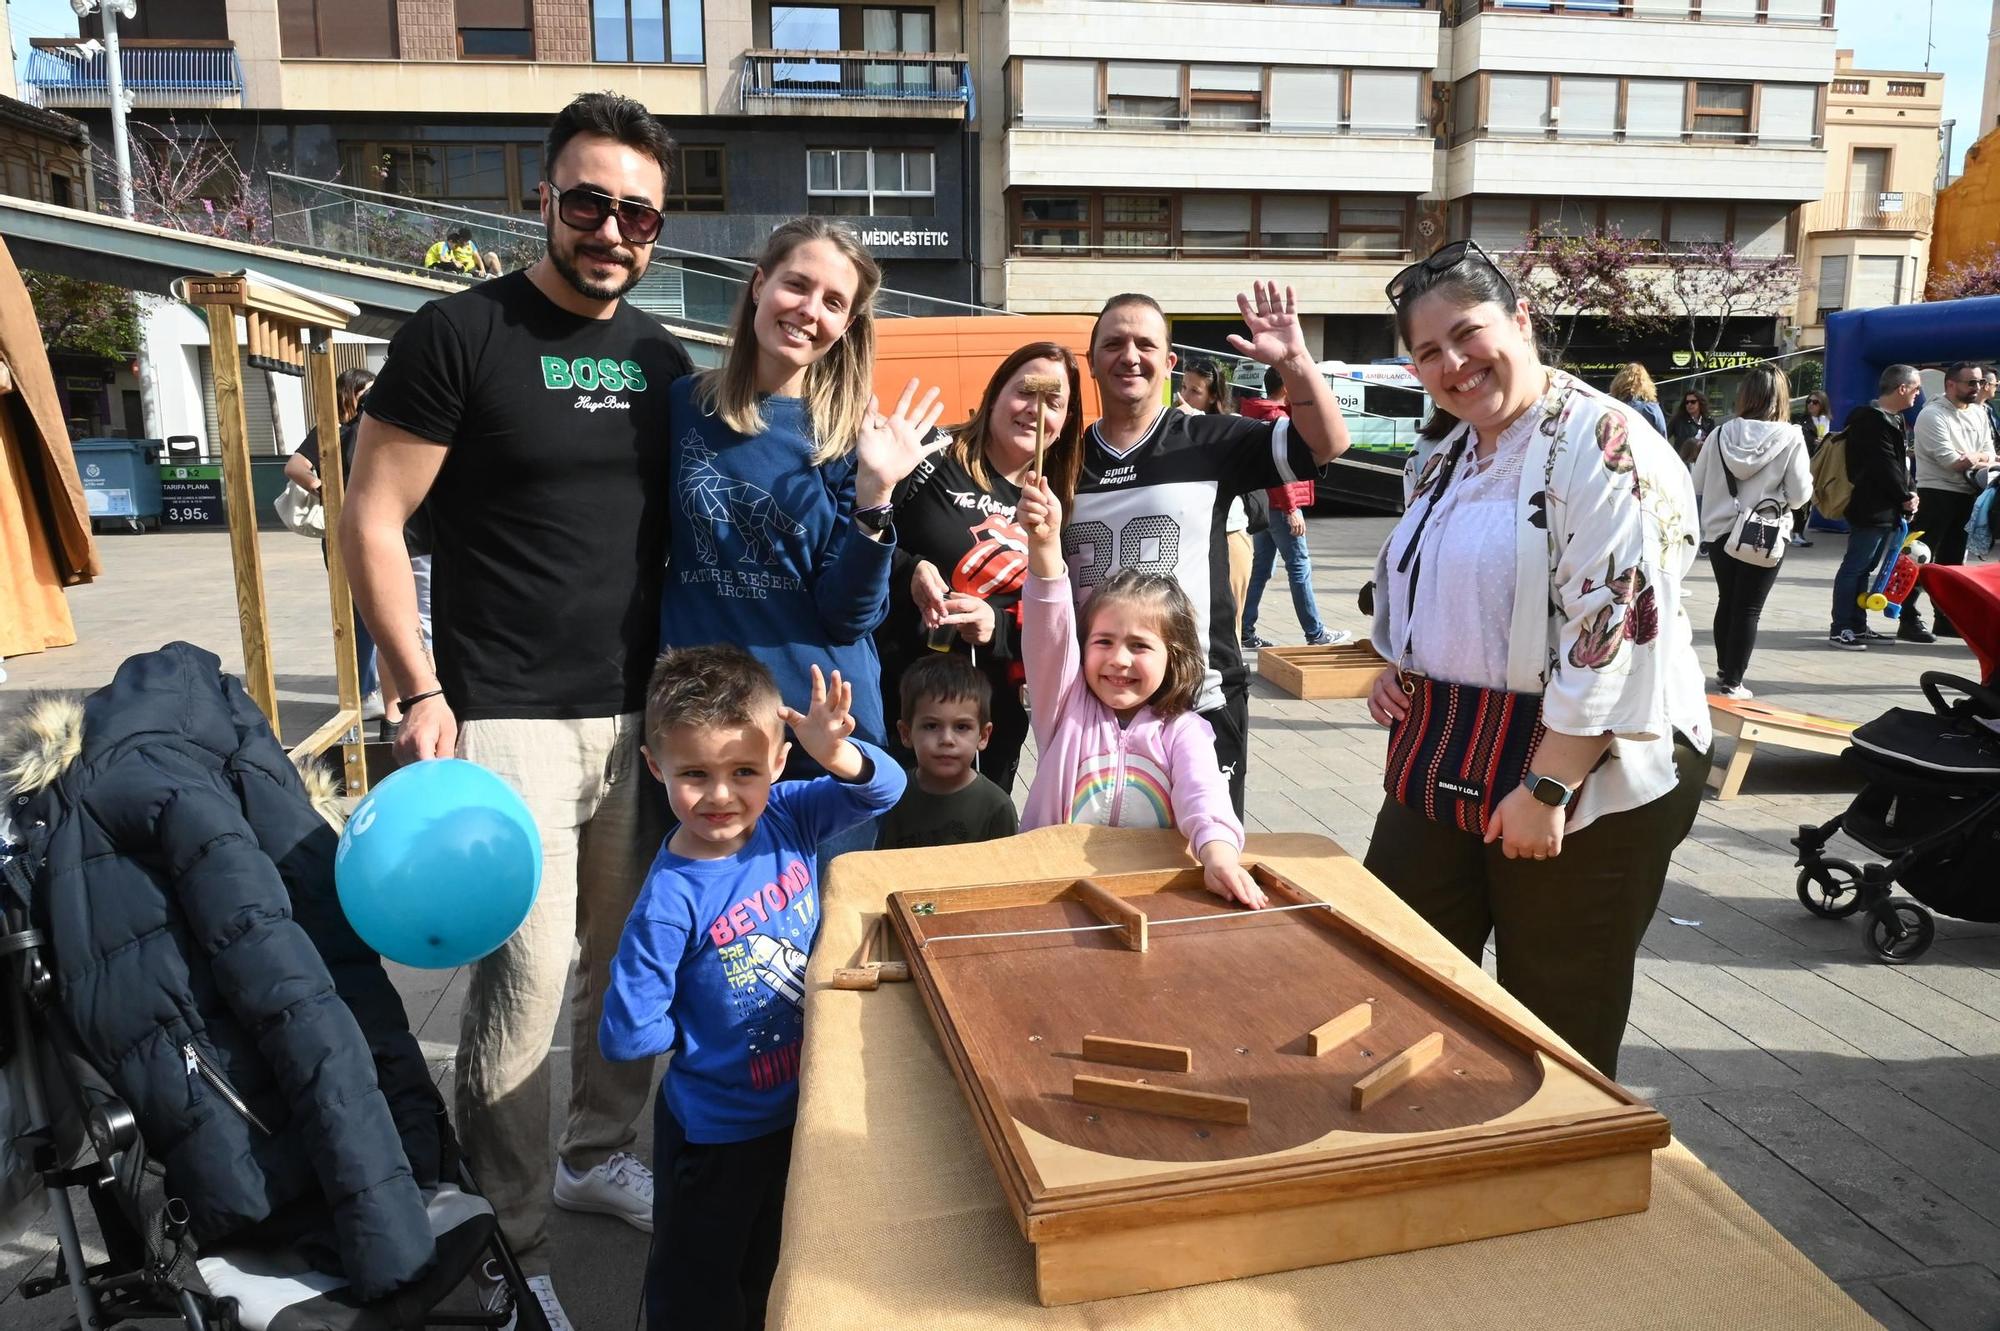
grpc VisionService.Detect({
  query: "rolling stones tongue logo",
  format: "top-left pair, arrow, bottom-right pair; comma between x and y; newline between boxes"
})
953,511 -> 1031,598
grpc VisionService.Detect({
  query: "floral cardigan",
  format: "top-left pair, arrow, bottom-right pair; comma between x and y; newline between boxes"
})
1370,370 -> 1711,833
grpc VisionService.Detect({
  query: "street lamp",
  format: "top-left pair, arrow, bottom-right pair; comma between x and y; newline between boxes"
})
69,0 -> 137,218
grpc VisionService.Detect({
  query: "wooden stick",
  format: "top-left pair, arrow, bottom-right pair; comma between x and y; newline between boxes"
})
1081,1036 -> 1192,1074
1073,1075 -> 1249,1125
1021,371 -> 1062,535
1350,1031 -> 1444,1111
1068,878 -> 1147,952
832,915 -> 911,990
1307,1002 -> 1372,1057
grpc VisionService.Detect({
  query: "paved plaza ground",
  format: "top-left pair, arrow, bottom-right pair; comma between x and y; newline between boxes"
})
4,517 -> 1997,1329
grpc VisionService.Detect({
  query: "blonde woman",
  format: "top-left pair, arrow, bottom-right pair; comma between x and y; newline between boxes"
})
1609,361 -> 1667,438
659,217 -> 945,857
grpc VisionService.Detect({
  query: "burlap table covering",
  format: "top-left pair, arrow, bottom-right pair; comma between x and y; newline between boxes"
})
768,825 -> 1878,1329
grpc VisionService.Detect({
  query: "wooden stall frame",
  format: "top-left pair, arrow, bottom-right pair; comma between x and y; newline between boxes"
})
174,272 -> 368,796
1256,639 -> 1389,700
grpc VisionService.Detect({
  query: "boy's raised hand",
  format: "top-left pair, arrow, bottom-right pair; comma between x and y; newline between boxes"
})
778,664 -> 865,779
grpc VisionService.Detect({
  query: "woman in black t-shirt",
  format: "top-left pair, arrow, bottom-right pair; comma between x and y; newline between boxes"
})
880,342 -> 1087,793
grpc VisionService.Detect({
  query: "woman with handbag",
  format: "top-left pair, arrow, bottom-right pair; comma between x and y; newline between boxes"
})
1361,241 -> 1711,1078
1689,366 -> 1812,700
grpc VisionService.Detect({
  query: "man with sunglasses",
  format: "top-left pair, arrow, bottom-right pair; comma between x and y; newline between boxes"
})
342,91 -> 692,1328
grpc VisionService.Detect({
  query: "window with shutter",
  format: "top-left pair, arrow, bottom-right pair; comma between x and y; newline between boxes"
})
1108,63 -> 1181,129
1021,60 -> 1098,127
1350,70 -> 1420,134
1557,78 -> 1617,138
1270,68 -> 1341,133
1489,75 -> 1550,135
1816,255 -> 1848,317
1624,81 -> 1685,139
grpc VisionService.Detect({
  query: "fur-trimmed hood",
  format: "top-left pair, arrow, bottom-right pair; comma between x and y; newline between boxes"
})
2,676 -> 345,829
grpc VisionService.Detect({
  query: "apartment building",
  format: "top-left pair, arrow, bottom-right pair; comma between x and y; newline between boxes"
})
1795,50 -> 1941,346
26,0 -> 979,308
971,0 -> 1834,373
1983,0 -> 1999,140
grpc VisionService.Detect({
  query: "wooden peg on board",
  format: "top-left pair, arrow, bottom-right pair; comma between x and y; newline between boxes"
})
831,915 -> 910,991
1081,1035 -> 1192,1074
1073,1074 -> 1250,1126
1351,1031 -> 1444,1110
1307,1002 -> 1372,1057
1069,878 -> 1148,952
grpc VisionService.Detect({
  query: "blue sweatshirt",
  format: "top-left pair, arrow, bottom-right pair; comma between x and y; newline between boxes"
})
661,377 -> 895,776
598,741 -> 905,1143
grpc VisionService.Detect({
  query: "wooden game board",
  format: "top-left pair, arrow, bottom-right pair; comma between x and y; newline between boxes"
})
1256,639 -> 1388,699
887,862 -> 1671,1305
1707,695 -> 1858,800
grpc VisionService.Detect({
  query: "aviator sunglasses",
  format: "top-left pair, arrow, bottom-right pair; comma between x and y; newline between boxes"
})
549,184 -> 665,245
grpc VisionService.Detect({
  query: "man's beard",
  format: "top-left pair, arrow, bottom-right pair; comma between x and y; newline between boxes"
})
549,235 -> 645,302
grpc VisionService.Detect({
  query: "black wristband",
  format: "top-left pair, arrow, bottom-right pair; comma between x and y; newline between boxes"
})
398,688 -> 445,712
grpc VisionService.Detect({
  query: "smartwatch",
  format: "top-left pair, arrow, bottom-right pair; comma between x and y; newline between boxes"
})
854,503 -> 894,536
1523,771 -> 1576,808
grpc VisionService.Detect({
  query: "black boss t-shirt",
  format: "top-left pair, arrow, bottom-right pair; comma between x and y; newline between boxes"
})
1066,408 -> 1316,713
362,272 -> 691,720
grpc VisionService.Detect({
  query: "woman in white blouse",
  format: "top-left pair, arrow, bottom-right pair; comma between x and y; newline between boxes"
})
1362,242 -> 1712,1078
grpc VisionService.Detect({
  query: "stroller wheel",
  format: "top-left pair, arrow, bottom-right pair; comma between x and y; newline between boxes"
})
1797,862 -> 1865,918
1865,899 -> 1936,964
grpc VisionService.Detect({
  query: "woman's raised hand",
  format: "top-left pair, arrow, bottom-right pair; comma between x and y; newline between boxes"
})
1019,471 -> 1065,578
855,378 -> 948,507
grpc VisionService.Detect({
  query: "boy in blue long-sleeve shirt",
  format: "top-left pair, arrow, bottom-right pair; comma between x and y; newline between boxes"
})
601,644 -> 904,1331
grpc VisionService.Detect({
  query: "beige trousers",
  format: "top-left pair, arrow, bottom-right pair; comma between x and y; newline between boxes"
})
454,714 -> 662,1270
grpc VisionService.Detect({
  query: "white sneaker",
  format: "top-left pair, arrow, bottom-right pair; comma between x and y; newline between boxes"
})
552,1151 -> 653,1233
360,690 -> 385,720
478,1262 -> 575,1331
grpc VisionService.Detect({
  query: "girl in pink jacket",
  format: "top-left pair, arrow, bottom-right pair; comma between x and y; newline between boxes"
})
1016,475 -> 1264,908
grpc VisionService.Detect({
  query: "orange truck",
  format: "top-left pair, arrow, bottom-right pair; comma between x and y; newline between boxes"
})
869,315 -> 1101,426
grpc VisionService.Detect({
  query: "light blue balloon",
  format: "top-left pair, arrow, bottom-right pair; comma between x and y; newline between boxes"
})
335,759 -> 542,969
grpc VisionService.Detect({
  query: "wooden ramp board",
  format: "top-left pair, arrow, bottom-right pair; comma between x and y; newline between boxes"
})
1256,640 -> 1388,699
1707,695 -> 1858,800
890,864 -> 1670,1305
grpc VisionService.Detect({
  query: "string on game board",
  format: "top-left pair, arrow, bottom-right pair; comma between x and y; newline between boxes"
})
918,900 -> 1335,949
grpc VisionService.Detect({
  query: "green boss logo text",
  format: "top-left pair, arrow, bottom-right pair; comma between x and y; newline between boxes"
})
541,357 -> 650,392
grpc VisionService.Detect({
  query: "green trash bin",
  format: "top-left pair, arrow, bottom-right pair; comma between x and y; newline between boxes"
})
72,437 -> 164,533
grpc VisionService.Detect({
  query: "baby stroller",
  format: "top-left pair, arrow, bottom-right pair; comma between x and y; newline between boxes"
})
1792,666 -> 2000,963
2,841 -> 550,1331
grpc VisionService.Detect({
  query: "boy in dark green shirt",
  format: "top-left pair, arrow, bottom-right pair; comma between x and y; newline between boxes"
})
879,655 -> 1019,850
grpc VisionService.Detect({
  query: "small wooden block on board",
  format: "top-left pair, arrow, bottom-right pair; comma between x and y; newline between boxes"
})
1069,878 -> 1148,952
1256,640 -> 1389,700
1081,1035 -> 1193,1073
1307,1002 -> 1372,1057
1350,1031 -> 1444,1110
1073,1074 -> 1250,1125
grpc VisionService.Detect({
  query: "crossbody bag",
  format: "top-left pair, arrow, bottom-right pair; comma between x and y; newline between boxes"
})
1382,434 -> 1554,837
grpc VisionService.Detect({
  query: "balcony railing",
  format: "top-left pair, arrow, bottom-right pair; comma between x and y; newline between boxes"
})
1800,190 -> 1935,234
1450,0 -> 1833,25
1015,111 -> 1430,137
23,39 -> 244,110
740,50 -> 972,115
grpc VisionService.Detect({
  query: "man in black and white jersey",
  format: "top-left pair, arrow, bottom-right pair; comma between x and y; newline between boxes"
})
1064,285 -> 1351,814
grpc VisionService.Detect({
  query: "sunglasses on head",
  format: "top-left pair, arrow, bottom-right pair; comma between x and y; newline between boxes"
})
1384,239 -> 1518,309
549,183 -> 664,245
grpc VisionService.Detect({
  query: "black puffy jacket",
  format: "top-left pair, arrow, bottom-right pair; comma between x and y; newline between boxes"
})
2,643 -> 438,1299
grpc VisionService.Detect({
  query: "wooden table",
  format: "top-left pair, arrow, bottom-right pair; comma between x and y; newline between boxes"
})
1707,695 -> 1858,800
769,827 -> 1881,1330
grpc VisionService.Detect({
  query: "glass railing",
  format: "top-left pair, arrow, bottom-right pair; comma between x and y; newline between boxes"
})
265,173 -> 1008,328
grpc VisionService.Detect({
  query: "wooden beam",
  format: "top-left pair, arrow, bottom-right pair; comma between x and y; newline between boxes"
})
308,330 -> 367,796
1351,1031 -> 1444,1111
1081,1036 -> 1193,1074
287,707 -> 362,765
205,302 -> 280,739
1307,1002 -> 1372,1057
1069,878 -> 1147,952
1073,1075 -> 1249,1126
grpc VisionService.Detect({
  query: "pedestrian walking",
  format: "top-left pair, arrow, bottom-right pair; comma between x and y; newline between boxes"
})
1689,366 -> 1812,699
